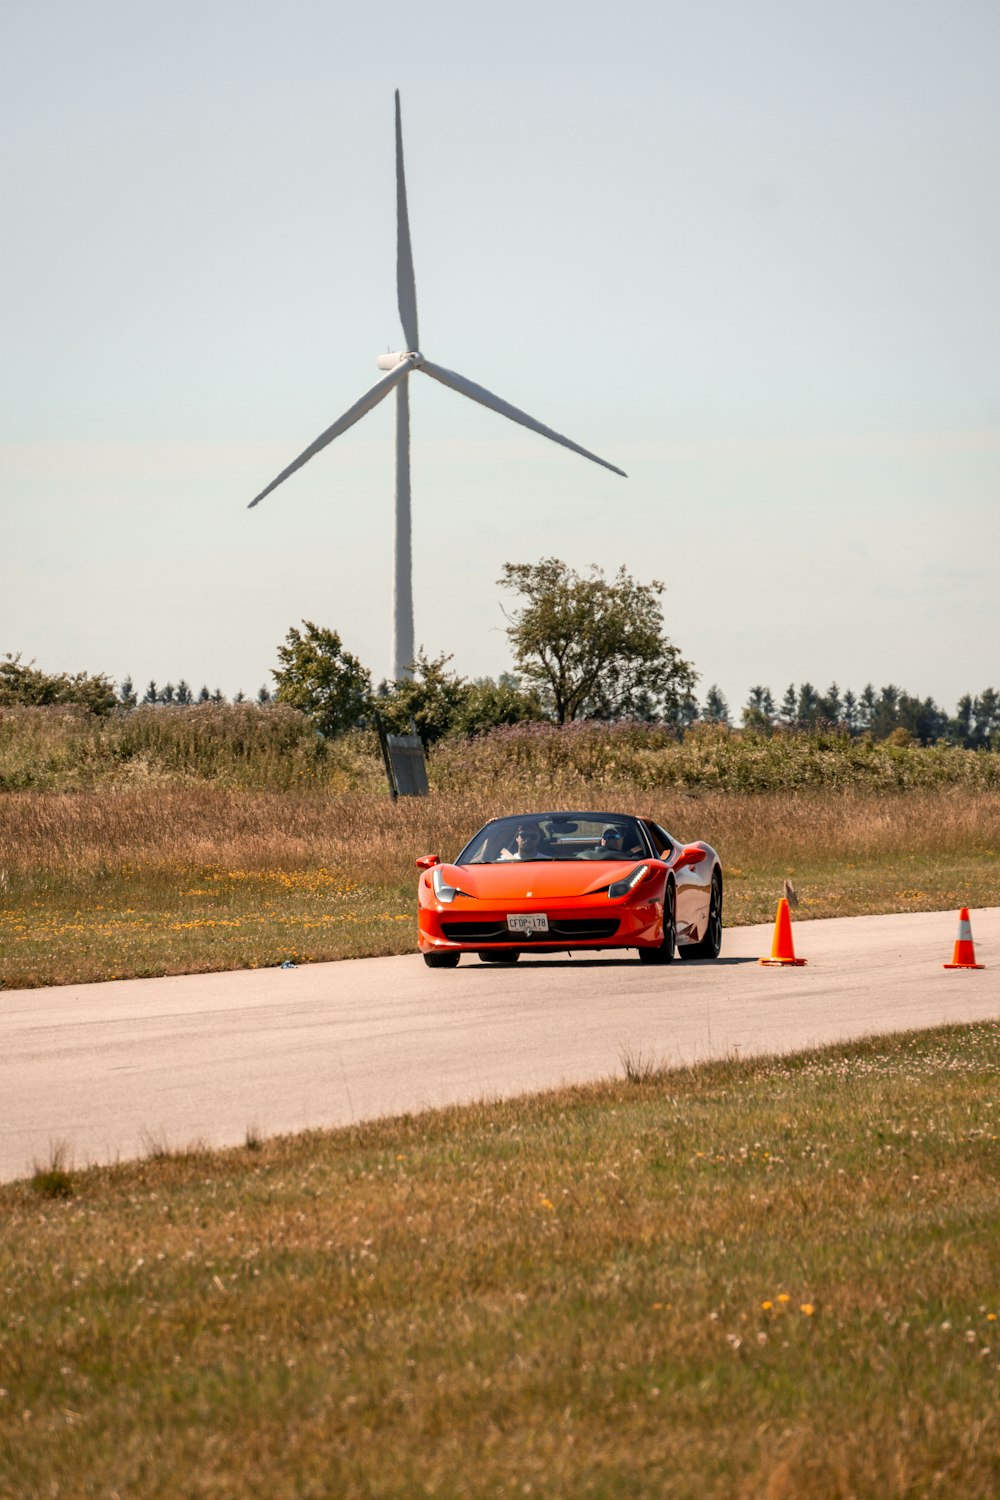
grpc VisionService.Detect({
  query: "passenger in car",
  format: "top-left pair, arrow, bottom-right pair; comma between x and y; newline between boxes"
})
578,826 -> 627,859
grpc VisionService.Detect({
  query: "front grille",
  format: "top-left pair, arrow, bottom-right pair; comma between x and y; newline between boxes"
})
440,918 -> 620,944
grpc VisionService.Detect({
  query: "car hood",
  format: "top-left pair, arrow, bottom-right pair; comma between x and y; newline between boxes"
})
444,860 -> 640,900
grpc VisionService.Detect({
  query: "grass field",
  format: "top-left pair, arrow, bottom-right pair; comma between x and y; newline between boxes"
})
1,1022 -> 998,1497
1,783 -> 999,988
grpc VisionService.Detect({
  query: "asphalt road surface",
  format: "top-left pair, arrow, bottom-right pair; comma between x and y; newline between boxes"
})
2,908 -> 997,1184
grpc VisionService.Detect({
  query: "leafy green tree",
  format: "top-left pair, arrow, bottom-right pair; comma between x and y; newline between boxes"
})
702,684 -> 730,726
857,684 -> 877,733
175,680 -> 193,705
377,652 -> 470,746
142,680 -> 158,705
0,653 -> 116,715
198,685 -> 211,703
118,676 -> 137,709
453,673 -> 546,736
498,558 -> 696,724
257,686 -> 272,705
271,621 -> 371,737
159,683 -> 176,705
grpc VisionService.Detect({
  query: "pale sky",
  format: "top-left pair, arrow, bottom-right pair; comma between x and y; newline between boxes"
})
3,0 -> 998,713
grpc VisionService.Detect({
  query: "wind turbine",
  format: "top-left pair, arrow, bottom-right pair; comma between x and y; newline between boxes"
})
249,91 -> 626,680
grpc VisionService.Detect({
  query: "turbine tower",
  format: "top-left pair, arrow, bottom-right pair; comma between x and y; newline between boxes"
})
249,92 -> 626,680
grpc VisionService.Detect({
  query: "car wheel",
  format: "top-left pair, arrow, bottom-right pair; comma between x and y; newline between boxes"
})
478,951 -> 521,964
423,951 -> 461,968
679,872 -> 723,960
638,880 -> 676,964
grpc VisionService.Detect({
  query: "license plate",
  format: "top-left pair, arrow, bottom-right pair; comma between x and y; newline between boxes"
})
507,913 -> 549,934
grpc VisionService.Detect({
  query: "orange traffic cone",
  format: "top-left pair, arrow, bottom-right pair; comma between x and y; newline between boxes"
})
760,897 -> 807,966
943,908 -> 985,969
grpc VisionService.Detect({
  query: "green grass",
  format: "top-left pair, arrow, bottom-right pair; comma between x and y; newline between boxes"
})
1,1023 -> 998,1497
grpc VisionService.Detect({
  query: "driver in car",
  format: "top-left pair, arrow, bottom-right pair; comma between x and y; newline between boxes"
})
499,825 -> 545,860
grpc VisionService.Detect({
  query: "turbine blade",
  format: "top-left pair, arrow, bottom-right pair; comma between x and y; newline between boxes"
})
248,360 -> 412,509
395,90 -> 420,351
418,360 -> 627,477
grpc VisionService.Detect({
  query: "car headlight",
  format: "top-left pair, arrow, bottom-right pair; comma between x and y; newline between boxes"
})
432,866 -> 460,904
608,864 -> 651,899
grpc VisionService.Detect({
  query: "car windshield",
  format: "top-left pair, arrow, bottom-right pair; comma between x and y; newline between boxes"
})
457,814 -> 648,864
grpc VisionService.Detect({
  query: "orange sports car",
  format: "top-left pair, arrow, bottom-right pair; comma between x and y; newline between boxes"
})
416,811 -> 722,968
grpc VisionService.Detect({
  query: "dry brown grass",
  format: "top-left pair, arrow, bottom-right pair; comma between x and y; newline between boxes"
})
1,785 -> 998,987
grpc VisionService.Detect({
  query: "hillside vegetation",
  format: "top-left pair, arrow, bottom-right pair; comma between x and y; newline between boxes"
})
3,704 -> 1000,795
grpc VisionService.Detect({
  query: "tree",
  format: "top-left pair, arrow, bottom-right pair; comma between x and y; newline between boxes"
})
0,653 -> 116,715
870,685 -> 901,740
453,673 -> 546,736
819,682 -> 841,726
498,558 -> 696,724
841,688 -> 859,735
142,680 -> 158,705
779,684 -> 798,728
271,621 -> 371,737
702,685 -> 730,726
796,682 -> 821,728
198,685 -> 211,703
896,693 -> 947,746
118,675 -> 137,709
857,684 -> 877,734
377,651 -> 469,746
257,685 -> 272,705
742,685 -> 775,733
175,680 -> 193,705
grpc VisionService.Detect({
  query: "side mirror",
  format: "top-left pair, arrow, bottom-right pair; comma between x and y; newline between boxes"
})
415,854 -> 441,871
673,845 -> 707,871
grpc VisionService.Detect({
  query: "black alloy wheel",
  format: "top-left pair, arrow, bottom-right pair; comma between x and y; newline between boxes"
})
638,879 -> 676,964
423,951 -> 461,968
679,872 -> 723,960
478,951 -> 521,964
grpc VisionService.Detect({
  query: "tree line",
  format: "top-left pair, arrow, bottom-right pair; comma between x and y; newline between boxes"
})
3,557 -> 996,750
703,681 -> 1000,750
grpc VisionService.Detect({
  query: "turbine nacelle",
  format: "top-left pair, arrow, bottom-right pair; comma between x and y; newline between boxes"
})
377,351 -> 422,371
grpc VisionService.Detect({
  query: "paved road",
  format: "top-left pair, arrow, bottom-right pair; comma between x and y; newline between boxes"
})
2,908 -> 997,1184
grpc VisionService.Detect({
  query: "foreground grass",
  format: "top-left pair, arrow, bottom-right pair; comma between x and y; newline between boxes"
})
1,784 -> 999,988
1,1024 -> 998,1497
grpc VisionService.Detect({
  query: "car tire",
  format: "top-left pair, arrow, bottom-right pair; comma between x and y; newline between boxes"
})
423,951 -> 461,968
638,879 -> 676,964
679,872 -> 723,960
478,951 -> 521,964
